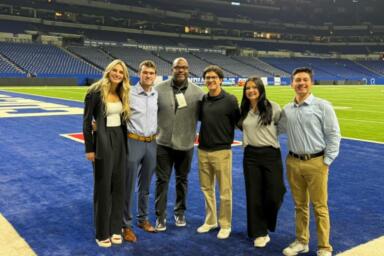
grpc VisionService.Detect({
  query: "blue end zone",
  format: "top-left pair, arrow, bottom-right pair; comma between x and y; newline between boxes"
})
0,91 -> 383,255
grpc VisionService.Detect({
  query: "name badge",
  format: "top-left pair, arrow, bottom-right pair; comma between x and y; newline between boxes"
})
175,93 -> 187,109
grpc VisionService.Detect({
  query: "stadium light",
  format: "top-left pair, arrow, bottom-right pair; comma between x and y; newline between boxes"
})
231,2 -> 240,6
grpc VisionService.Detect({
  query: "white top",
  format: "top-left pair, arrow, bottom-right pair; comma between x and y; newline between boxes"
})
242,101 -> 281,148
106,101 -> 122,127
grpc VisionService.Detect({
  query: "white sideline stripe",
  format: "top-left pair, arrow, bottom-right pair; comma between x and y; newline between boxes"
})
336,236 -> 384,256
0,213 -> 37,256
342,136 -> 384,145
46,90 -> 85,95
0,89 -> 83,103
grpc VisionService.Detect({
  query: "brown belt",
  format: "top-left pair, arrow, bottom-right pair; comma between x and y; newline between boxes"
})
128,133 -> 156,142
289,151 -> 324,161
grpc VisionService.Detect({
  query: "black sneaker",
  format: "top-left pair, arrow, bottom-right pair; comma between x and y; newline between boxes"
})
174,215 -> 186,227
155,218 -> 166,232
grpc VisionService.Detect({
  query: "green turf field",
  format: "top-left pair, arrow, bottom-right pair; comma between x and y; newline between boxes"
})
1,85 -> 383,143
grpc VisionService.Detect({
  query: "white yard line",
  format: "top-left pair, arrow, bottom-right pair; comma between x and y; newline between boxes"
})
338,118 -> 384,124
336,108 -> 384,114
342,136 -> 384,145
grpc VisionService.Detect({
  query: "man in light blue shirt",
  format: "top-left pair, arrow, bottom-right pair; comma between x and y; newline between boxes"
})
122,60 -> 158,242
279,67 -> 340,256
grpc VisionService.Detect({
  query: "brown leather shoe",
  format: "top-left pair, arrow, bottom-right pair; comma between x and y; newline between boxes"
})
123,227 -> 137,242
138,220 -> 156,233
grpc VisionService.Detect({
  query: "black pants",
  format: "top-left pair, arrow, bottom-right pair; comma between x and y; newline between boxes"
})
93,127 -> 126,240
243,146 -> 286,238
155,145 -> 194,219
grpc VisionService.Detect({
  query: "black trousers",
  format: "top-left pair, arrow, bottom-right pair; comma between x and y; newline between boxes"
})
155,145 -> 194,219
93,127 -> 126,240
243,145 -> 286,238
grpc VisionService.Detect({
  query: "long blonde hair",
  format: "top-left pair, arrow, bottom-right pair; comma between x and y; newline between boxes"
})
88,59 -> 131,121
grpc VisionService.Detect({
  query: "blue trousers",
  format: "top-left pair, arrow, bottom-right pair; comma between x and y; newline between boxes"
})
123,138 -> 157,227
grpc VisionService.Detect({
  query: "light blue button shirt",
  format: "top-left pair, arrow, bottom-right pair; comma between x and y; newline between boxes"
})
126,83 -> 158,137
278,94 -> 341,165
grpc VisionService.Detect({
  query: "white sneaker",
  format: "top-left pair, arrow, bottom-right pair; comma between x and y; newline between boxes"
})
282,240 -> 309,256
197,223 -> 218,233
217,228 -> 231,239
96,239 -> 111,248
254,234 -> 270,248
317,249 -> 332,256
110,234 -> 122,245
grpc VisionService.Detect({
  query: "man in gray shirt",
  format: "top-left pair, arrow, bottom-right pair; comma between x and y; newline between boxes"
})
279,67 -> 341,256
154,57 -> 204,231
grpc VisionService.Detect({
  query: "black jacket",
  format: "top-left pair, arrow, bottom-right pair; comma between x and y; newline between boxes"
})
83,91 -> 127,159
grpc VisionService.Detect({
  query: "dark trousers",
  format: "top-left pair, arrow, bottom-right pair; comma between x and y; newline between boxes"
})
243,145 -> 286,238
93,127 -> 126,240
155,144 -> 194,219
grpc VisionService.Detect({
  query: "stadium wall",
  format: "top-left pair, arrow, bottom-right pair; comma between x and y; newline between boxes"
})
0,78 -> 79,86
33,74 -> 101,85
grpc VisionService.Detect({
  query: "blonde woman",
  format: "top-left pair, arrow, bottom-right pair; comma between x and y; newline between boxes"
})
83,59 -> 131,247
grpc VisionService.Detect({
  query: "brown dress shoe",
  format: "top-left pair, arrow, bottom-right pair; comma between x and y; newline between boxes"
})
123,227 -> 137,242
138,220 -> 156,233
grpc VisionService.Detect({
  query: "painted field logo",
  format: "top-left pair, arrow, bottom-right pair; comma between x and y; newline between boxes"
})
61,133 -> 242,146
0,94 -> 83,118
60,133 -> 85,143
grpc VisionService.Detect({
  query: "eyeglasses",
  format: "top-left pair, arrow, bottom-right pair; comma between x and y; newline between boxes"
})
173,66 -> 189,70
204,76 -> 219,80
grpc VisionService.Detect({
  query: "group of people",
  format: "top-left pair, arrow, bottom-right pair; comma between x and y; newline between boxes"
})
83,57 -> 341,256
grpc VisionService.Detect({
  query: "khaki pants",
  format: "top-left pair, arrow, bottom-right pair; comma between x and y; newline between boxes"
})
286,155 -> 332,252
198,149 -> 232,229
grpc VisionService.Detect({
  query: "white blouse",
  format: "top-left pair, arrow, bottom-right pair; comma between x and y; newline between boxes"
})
106,101 -> 122,127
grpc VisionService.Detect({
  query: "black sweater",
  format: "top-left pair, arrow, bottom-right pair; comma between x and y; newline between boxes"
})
198,89 -> 240,151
